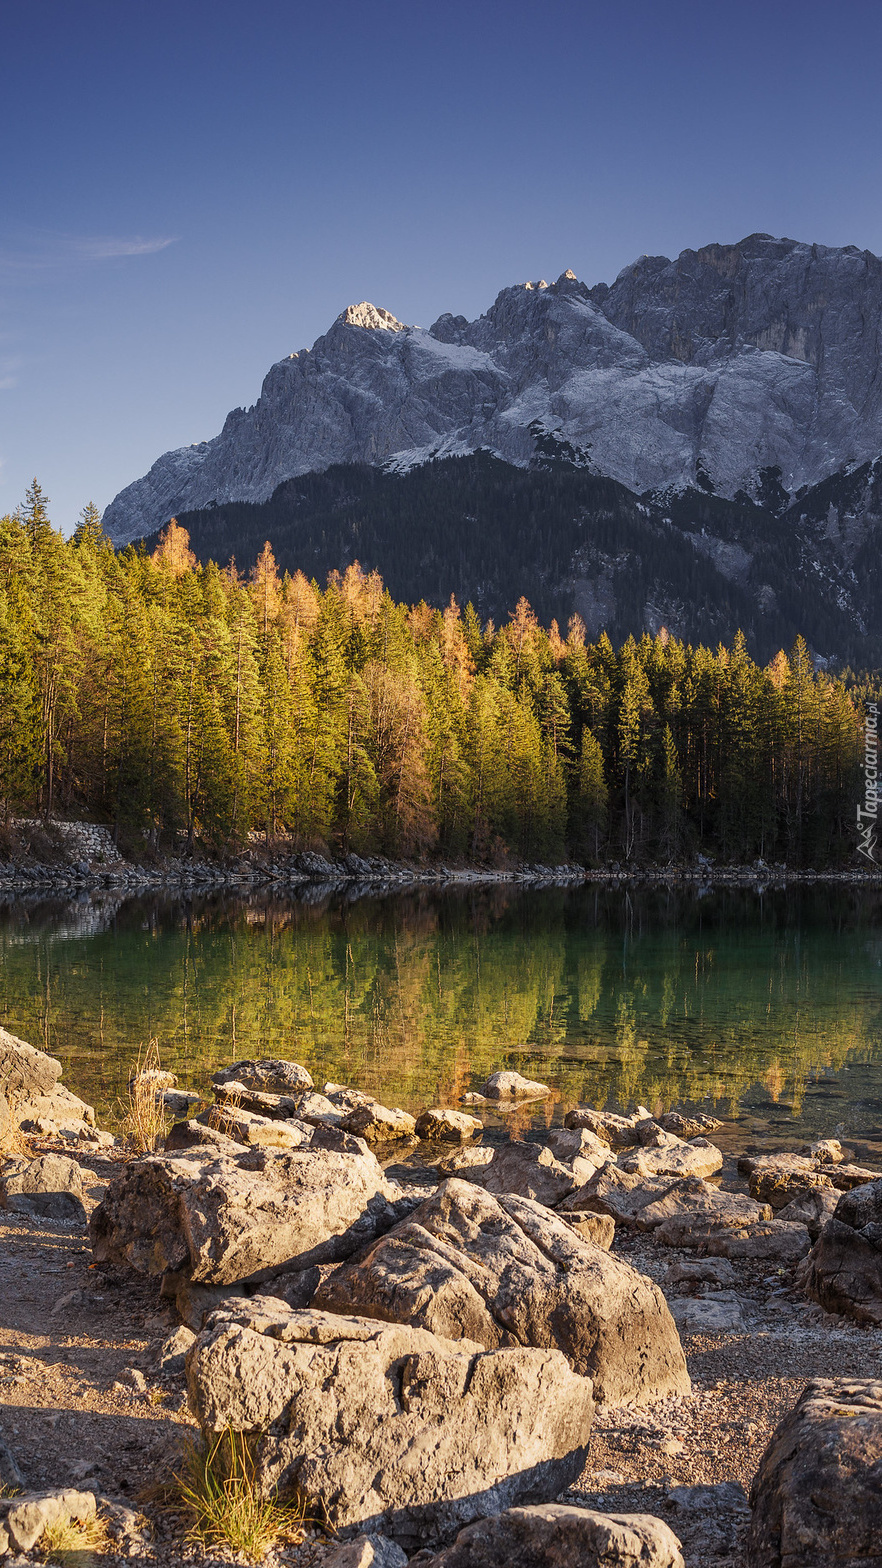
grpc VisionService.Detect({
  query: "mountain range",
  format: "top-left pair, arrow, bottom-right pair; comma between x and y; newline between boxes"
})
103,234 -> 882,664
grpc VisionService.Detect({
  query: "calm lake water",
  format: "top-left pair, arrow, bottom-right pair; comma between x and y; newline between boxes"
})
2,884 -> 882,1152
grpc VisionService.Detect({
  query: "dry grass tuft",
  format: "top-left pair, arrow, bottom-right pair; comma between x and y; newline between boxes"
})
118,1040 -> 170,1153
40,1512 -> 110,1567
174,1429 -> 307,1562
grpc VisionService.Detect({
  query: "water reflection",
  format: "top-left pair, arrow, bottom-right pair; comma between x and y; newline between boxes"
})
0,884 -> 880,1144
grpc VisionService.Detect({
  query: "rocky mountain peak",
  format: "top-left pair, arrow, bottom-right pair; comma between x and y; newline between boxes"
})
338,302 -> 405,331
102,234 -> 882,549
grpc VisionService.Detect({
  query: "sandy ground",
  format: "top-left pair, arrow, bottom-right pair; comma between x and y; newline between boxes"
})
1,1142 -> 881,1567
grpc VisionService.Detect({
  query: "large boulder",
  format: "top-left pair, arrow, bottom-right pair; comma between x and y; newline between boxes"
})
213,1079 -> 314,1122
0,1028 -> 98,1140
798,1178 -> 882,1323
415,1108 -> 483,1144
314,1179 -> 690,1407
416,1504 -> 684,1568
0,1027 -> 61,1109
740,1151 -> 879,1207
562,1107 -> 653,1149
213,1057 -> 313,1094
339,1101 -> 417,1144
90,1141 -> 404,1285
464,1140 -> 597,1206
747,1380 -> 882,1567
0,1094 -> 15,1154
1,1153 -> 86,1223
777,1185 -> 840,1239
186,1302 -> 596,1547
546,1127 -> 614,1167
559,1166 -> 680,1226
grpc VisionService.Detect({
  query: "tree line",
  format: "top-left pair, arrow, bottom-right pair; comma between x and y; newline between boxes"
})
0,481 -> 873,866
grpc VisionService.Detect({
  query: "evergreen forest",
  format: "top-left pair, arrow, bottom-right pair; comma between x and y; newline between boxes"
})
0,481 -> 875,867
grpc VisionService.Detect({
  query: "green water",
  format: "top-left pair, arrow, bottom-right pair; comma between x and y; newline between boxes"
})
2,885 -> 881,1149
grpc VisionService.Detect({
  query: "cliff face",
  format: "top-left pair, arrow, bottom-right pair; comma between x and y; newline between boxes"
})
103,235 -> 882,546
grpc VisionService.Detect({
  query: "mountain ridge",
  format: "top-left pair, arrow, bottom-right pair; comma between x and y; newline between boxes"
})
103,233 -> 882,545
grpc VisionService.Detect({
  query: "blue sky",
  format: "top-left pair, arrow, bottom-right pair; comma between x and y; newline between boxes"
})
4,0 -> 882,531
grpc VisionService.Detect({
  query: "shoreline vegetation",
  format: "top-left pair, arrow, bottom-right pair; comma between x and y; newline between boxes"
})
1,484 -> 880,874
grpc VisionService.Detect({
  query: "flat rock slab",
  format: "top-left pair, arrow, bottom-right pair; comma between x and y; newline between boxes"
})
669,1292 -> 746,1335
186,1303 -> 595,1547
90,1142 -> 397,1285
697,1221 -> 811,1262
747,1379 -> 882,1567
559,1167 -> 682,1225
314,1178 -> 689,1408
416,1504 -> 684,1568
798,1177 -> 882,1323
657,1112 -> 722,1138
619,1138 -> 723,1181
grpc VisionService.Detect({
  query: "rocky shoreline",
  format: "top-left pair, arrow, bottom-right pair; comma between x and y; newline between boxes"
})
2,1036 -> 882,1567
1,821 -> 881,898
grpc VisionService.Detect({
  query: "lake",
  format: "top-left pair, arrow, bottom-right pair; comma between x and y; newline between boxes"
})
2,883 -> 881,1154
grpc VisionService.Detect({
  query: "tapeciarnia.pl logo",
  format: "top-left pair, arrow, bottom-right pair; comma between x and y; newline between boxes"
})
857,702 -> 879,864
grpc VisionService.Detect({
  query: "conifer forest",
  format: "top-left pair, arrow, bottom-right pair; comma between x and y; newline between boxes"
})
0,482 -> 875,867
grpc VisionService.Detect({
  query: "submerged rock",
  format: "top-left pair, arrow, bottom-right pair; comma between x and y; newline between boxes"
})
186,1302 -> 595,1546
314,1178 -> 689,1407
